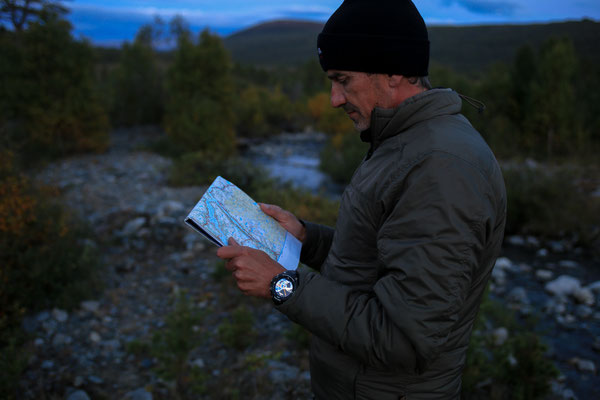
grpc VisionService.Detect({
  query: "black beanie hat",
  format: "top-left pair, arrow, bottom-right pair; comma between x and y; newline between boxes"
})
317,0 -> 429,76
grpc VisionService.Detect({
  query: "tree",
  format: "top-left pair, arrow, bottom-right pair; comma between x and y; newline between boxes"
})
526,38 -> 581,159
0,0 -> 66,32
164,26 -> 236,157
111,22 -> 164,127
0,13 -> 109,162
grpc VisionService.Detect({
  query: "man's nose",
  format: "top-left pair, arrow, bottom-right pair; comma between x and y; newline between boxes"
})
330,83 -> 345,108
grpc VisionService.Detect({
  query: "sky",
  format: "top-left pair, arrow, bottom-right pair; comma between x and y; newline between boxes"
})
66,0 -> 600,46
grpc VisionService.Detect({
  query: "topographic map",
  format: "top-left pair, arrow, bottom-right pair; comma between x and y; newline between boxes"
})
184,176 -> 301,270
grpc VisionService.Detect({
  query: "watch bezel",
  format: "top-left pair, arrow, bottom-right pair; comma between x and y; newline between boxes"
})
270,271 -> 299,305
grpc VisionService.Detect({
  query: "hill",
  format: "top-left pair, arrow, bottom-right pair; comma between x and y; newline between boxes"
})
223,19 -> 600,73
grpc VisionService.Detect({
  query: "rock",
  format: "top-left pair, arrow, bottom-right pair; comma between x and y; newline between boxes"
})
545,275 -> 581,297
507,236 -> 525,246
52,333 -> 72,347
562,388 -> 578,400
157,200 -> 185,217
507,353 -> 518,367
89,331 -> 102,343
536,248 -> 549,257
548,240 -> 567,253
268,360 -> 300,383
526,236 -> 540,247
495,257 -> 514,271
558,260 -> 579,269
587,281 -> 600,293
491,267 -> 506,286
122,217 -> 147,236
190,358 -> 205,368
575,305 -> 593,319
67,390 -> 91,400
569,357 -> 596,374
41,360 -> 54,369
36,311 -> 50,322
492,327 -> 509,346
103,339 -> 121,351
74,376 -> 85,387
507,287 -> 530,305
88,375 -> 104,384
536,269 -> 554,282
122,388 -> 153,400
34,338 -> 44,346
52,308 -> 68,322
573,287 -> 595,306
81,300 -> 101,313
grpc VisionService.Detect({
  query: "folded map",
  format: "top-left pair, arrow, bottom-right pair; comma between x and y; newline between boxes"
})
184,176 -> 301,270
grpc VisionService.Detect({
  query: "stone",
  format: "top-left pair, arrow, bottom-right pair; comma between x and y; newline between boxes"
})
157,200 -> 185,217
569,357 -> 596,374
562,388 -> 578,400
122,217 -> 147,236
34,338 -> 44,347
492,327 -> 509,346
545,275 -> 581,297
495,257 -> 514,271
67,390 -> 91,400
536,248 -> 549,257
548,240 -> 567,253
491,267 -> 507,286
536,269 -> 554,282
122,388 -> 153,400
268,360 -> 300,383
507,353 -> 518,367
41,360 -> 54,369
88,375 -> 104,384
575,305 -> 593,319
506,236 -> 525,246
52,308 -> 68,322
526,236 -> 540,247
587,281 -> 600,293
90,331 -> 102,343
74,376 -> 85,387
558,260 -> 579,269
52,333 -> 72,347
573,287 -> 595,306
507,287 -> 530,305
190,358 -> 205,368
81,300 -> 101,313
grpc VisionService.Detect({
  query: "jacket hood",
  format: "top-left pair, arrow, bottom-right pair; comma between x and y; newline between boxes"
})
361,88 -> 462,150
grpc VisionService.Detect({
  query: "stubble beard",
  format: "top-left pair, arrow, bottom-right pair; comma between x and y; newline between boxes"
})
343,103 -> 370,132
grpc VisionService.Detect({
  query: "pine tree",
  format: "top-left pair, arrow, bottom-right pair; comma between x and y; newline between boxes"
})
164,27 -> 236,158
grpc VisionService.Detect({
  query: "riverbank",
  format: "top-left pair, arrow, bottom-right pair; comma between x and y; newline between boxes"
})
19,129 -> 599,399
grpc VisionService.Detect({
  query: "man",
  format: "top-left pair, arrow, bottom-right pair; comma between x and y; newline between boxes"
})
217,0 -> 506,399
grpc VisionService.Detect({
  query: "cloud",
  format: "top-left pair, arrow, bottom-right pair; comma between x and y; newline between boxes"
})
444,0 -> 518,16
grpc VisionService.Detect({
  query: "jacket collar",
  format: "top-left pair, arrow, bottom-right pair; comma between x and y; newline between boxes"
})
360,88 -> 463,151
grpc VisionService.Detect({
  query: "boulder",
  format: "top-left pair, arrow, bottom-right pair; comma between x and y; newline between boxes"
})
545,275 -> 581,297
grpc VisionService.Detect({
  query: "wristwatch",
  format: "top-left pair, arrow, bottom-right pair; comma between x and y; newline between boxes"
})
270,270 -> 299,305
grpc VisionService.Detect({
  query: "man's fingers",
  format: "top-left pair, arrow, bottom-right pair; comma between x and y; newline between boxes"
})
260,203 -> 284,219
216,243 -> 243,259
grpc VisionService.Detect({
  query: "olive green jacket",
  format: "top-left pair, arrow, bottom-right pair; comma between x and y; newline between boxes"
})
277,89 -> 506,400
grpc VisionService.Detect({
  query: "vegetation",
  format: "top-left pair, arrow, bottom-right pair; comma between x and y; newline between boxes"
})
0,150 -> 103,398
462,291 -> 559,399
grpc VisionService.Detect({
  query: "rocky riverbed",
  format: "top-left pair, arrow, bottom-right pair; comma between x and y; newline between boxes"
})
19,129 -> 600,399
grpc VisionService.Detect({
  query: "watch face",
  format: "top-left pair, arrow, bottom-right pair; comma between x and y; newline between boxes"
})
275,278 -> 294,298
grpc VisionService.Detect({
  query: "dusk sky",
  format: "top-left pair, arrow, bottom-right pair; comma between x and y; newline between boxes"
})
67,0 -> 600,46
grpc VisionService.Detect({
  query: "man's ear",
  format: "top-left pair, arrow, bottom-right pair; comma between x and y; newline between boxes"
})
387,74 -> 405,88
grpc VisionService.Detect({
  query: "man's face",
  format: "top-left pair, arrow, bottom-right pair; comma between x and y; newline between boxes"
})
327,70 -> 391,131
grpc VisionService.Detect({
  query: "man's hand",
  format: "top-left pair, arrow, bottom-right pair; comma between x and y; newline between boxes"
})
259,203 -> 306,243
216,238 -> 286,299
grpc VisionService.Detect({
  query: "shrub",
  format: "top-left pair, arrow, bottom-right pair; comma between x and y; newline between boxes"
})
306,92 -> 354,136
319,132 -> 369,184
0,151 -> 103,398
235,84 -> 296,138
218,305 -> 258,351
151,291 -> 207,395
462,291 -> 559,399
503,165 -> 600,249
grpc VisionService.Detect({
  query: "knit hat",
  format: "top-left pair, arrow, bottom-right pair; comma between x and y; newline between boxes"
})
317,0 -> 430,76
